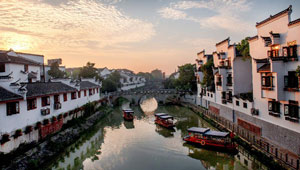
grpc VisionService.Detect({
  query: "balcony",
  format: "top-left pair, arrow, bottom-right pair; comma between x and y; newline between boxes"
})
41,108 -> 50,116
54,102 -> 62,110
284,73 -> 300,92
268,45 -> 298,62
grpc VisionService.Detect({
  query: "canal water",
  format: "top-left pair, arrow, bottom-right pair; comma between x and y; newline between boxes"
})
51,98 -> 267,170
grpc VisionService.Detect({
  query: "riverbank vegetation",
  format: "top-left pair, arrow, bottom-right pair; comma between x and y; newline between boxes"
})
164,63 -> 197,91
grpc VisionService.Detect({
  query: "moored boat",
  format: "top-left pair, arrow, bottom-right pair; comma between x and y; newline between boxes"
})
183,127 -> 237,151
123,109 -> 134,121
154,113 -> 175,128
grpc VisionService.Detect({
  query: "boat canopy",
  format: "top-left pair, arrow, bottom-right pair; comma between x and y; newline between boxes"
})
155,113 -> 167,117
204,130 -> 229,137
187,127 -> 210,134
159,115 -> 173,120
188,127 -> 229,138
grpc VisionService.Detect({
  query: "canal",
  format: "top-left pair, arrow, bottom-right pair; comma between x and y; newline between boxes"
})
50,98 -> 268,170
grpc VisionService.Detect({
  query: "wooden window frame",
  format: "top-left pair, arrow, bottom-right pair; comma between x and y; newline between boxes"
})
27,98 -> 37,110
71,92 -> 77,100
63,93 -> 68,102
0,63 -> 5,72
41,96 -> 50,107
7,102 -> 20,115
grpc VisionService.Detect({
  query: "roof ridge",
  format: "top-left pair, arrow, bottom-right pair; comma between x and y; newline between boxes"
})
256,5 -> 292,27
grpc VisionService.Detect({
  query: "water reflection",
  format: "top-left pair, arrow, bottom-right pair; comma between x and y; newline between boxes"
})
50,98 -> 267,170
140,97 -> 158,114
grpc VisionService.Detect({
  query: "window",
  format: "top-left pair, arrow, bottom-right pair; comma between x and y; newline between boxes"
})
7,102 -> 20,115
71,92 -> 77,100
78,91 -> 81,98
41,96 -> 50,107
261,73 -> 273,89
97,88 -> 99,93
284,71 -> 299,89
27,98 -> 37,110
236,101 -> 240,106
216,76 -> 222,86
84,90 -> 87,96
211,94 -> 213,98
93,88 -> 95,94
227,74 -> 232,86
243,102 -> 247,108
268,101 -> 280,113
221,92 -> 226,99
289,45 -> 297,58
54,95 -> 60,103
226,91 -> 232,102
63,93 -> 67,101
284,101 -> 299,118
0,63 -> 5,72
24,64 -> 28,72
89,89 -> 93,96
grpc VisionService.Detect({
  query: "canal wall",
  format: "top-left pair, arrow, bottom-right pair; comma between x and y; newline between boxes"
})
183,102 -> 300,170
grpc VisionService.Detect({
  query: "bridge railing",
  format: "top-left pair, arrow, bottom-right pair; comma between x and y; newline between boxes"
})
105,89 -> 194,96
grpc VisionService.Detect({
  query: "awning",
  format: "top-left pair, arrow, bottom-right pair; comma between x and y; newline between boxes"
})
257,63 -> 270,72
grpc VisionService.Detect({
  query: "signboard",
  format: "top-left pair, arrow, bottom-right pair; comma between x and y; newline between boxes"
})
287,40 -> 297,46
238,118 -> 261,136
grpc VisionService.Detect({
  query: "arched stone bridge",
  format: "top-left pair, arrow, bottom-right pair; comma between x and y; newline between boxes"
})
106,89 -> 192,105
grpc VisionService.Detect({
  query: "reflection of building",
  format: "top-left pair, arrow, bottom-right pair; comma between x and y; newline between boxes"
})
235,147 -> 267,170
0,50 -> 101,153
195,6 -> 300,169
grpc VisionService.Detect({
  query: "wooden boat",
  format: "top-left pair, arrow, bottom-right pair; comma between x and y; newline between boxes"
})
154,113 -> 175,128
183,127 -> 237,151
123,109 -> 134,121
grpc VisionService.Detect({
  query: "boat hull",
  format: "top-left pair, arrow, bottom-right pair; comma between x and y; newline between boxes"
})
183,136 -> 237,151
155,119 -> 175,129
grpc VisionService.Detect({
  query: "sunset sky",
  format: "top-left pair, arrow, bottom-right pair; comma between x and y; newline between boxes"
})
0,0 -> 300,74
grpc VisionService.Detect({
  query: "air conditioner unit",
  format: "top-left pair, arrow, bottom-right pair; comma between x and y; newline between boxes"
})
41,108 -> 50,116
251,108 -> 259,115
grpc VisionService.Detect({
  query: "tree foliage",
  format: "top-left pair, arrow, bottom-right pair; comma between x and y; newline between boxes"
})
47,62 -> 65,79
151,69 -> 164,80
296,66 -> 300,77
101,71 -> 121,92
201,58 -> 215,91
236,37 -> 250,59
79,62 -> 98,78
164,63 -> 196,91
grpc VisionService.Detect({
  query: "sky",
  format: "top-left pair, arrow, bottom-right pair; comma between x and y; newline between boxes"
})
0,0 -> 299,74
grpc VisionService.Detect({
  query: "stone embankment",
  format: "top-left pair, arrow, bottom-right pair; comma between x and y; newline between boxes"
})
3,109 -> 110,170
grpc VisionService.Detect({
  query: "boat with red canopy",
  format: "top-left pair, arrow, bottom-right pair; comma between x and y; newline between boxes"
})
183,127 -> 236,151
154,113 -> 175,128
123,109 -> 134,121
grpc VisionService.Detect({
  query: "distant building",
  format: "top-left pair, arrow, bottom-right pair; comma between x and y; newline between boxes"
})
0,50 -> 101,153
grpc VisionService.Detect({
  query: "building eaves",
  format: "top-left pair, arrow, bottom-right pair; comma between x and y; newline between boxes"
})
256,5 -> 292,27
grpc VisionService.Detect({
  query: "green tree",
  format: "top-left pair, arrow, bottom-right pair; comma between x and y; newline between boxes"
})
151,69 -> 163,80
201,58 -> 215,91
236,37 -> 250,59
101,79 -> 118,92
108,71 -> 121,87
47,62 -> 65,79
176,63 -> 197,91
296,66 -> 300,77
79,62 -> 98,78
137,72 -> 153,81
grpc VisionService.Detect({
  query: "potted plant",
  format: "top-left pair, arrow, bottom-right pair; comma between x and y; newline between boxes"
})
52,116 -> 57,122
43,119 -> 49,125
1,134 -> 10,144
25,126 -> 33,134
63,112 -> 68,118
35,121 -> 42,130
58,114 -> 63,120
14,129 -> 23,138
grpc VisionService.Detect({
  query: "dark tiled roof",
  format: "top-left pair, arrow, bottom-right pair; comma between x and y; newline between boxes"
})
256,5 -> 292,27
25,82 -> 77,98
248,35 -> 258,41
269,31 -> 280,38
80,81 -> 100,90
0,86 -> 23,102
197,50 -> 205,55
0,52 -> 41,66
257,63 -> 270,72
288,18 -> 300,26
216,37 -> 230,46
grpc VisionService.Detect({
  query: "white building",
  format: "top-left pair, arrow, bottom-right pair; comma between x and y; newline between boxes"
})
118,69 -> 146,91
98,67 -> 113,80
0,50 -> 101,153
249,5 -> 300,136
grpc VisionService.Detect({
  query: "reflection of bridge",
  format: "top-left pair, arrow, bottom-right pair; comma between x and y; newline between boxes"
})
105,89 -> 192,105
